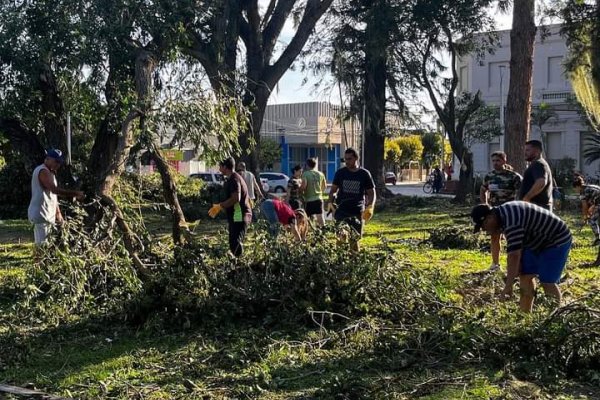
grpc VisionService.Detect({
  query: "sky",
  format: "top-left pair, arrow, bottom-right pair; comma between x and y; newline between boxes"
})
266,6 -> 514,106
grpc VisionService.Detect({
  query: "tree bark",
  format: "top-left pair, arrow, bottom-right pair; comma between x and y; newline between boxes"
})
186,0 -> 334,177
149,141 -> 189,245
504,0 -> 536,174
362,5 -> 387,191
38,63 -> 67,151
455,151 -> 474,203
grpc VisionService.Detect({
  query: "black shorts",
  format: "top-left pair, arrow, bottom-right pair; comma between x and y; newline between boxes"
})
305,199 -> 324,216
334,210 -> 363,237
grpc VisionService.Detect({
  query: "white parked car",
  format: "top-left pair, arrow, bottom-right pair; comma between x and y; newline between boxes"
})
259,172 -> 290,193
190,172 -> 224,187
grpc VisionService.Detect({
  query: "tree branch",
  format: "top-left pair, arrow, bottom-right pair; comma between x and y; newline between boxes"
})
265,0 -> 334,89
0,118 -> 45,170
262,0 -> 296,58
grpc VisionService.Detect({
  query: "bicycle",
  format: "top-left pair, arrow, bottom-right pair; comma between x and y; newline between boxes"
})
423,174 -> 439,194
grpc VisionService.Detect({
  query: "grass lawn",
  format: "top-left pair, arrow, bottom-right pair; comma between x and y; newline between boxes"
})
1,199 -> 599,399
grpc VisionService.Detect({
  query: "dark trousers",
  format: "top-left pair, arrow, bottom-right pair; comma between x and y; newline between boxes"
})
228,221 -> 248,257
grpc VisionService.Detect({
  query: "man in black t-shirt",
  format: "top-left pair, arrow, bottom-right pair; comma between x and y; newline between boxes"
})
327,148 -> 376,250
518,140 -> 554,212
208,157 -> 252,257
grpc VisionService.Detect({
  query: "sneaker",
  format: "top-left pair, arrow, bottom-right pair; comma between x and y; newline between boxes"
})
488,263 -> 500,272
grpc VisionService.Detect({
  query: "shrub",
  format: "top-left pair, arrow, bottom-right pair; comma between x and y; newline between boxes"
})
0,162 -> 31,219
550,157 -> 577,189
427,225 -> 488,250
126,226 -> 451,326
21,203 -> 143,324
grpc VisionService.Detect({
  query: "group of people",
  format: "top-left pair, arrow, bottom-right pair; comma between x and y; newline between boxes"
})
208,148 -> 376,255
29,141 -> 592,313
472,139 -> 600,312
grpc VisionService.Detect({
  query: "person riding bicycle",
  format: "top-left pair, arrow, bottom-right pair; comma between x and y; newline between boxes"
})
432,166 -> 443,193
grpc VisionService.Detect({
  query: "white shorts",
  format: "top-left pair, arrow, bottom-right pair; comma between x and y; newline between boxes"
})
33,223 -> 53,245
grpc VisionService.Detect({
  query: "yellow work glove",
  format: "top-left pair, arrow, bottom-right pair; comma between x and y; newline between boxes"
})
208,203 -> 223,218
362,205 -> 374,221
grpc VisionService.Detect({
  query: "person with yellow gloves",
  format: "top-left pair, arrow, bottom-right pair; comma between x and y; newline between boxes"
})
208,157 -> 252,257
327,148 -> 376,251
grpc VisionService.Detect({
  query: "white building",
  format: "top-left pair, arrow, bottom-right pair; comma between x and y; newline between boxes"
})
458,24 -> 596,176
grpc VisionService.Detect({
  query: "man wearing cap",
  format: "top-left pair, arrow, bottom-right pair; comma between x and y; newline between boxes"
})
471,201 -> 571,312
28,149 -> 85,245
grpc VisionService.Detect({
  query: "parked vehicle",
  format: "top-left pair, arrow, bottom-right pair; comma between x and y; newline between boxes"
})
385,172 -> 397,185
190,172 -> 224,187
259,172 -> 290,193
260,178 -> 270,193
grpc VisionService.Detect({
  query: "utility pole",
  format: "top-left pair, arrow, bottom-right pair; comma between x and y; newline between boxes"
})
499,65 -> 506,151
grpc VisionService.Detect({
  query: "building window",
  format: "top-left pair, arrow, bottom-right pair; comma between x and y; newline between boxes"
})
545,132 -> 563,163
289,146 -> 306,173
547,56 -> 564,87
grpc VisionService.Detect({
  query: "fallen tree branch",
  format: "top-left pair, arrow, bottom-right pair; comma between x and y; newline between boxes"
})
0,383 -> 70,400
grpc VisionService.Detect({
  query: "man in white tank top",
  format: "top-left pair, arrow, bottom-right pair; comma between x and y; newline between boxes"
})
235,162 -> 264,202
28,149 -> 84,245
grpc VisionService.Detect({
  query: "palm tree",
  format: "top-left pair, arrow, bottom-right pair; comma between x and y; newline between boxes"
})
531,102 -> 557,154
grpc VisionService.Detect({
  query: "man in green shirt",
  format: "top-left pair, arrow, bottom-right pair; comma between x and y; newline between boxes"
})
301,157 -> 327,226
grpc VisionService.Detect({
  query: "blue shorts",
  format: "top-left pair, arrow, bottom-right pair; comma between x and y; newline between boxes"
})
521,240 -> 571,283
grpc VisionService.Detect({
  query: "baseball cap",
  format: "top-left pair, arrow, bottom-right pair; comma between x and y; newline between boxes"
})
471,204 -> 493,233
46,149 -> 65,163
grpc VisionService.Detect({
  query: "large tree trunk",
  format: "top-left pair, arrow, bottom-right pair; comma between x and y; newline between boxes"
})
240,87 -> 270,176
363,10 -> 387,192
187,0 -> 334,178
38,63 -> 67,151
148,141 -> 189,245
504,0 -> 536,174
85,57 -> 135,196
455,151 -> 474,203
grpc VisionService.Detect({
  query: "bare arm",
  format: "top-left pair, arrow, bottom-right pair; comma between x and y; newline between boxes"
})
522,178 -> 546,202
480,185 -> 488,204
300,175 -> 307,193
328,184 -> 339,203
502,250 -> 522,296
39,169 -> 84,200
286,221 -> 302,241
253,176 -> 265,199
365,188 -> 376,208
582,200 -> 590,221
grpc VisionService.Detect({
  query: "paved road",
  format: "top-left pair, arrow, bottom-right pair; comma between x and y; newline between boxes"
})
320,182 -> 453,198
384,181 -> 454,197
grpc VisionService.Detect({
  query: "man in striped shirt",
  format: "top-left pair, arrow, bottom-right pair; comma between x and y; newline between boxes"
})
471,201 -> 572,312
